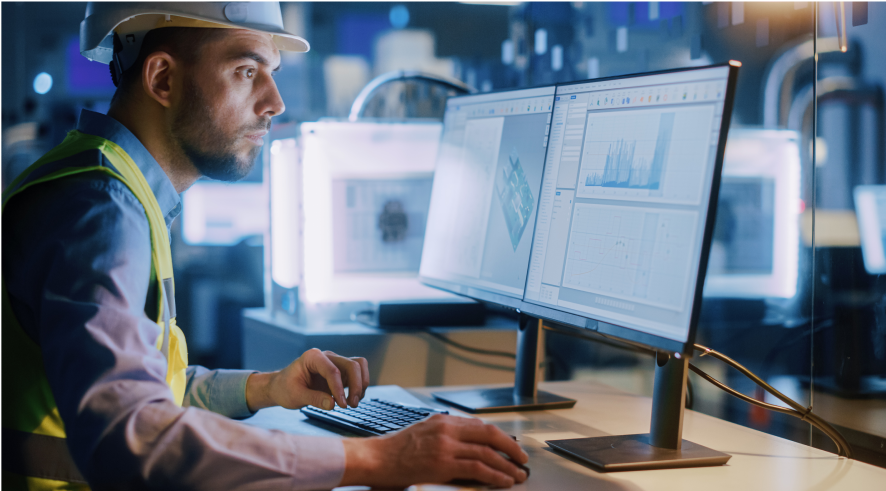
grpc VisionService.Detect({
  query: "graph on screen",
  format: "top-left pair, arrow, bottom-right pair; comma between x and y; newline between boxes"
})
585,112 -> 674,190
577,106 -> 715,204
561,203 -> 697,310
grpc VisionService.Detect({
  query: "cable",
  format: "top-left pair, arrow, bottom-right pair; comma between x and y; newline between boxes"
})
425,332 -> 517,359
691,344 -> 851,458
542,325 -> 849,456
543,323 -> 709,408
689,363 -> 849,458
350,310 -> 518,360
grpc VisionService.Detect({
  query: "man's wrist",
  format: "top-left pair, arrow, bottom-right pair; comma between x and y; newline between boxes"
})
245,371 -> 276,412
341,437 -> 384,486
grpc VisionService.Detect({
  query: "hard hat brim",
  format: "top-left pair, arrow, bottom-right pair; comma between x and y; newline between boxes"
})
81,3 -> 309,64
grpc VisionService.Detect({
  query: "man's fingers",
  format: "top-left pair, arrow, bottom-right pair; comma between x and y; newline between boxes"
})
306,349 -> 347,408
326,351 -> 363,407
356,357 -> 370,398
457,423 -> 528,464
455,443 -> 528,484
452,459 -> 514,488
305,389 -> 336,411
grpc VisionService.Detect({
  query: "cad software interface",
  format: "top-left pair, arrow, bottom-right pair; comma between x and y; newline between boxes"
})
421,87 -> 555,298
523,67 -> 731,342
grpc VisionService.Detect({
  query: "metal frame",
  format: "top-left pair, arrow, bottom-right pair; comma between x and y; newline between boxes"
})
348,70 -> 476,122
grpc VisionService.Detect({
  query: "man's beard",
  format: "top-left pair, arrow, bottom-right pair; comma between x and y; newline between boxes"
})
170,79 -> 269,182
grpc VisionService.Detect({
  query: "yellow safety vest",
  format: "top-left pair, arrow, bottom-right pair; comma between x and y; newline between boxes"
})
1,130 -> 189,490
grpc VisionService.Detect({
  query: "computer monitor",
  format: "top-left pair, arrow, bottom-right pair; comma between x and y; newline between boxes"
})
520,64 -> 739,354
523,63 -> 740,470
299,121 -> 456,306
419,86 -> 558,310
703,129 -> 802,299
854,185 -> 886,274
420,85 -> 578,411
422,63 -> 740,470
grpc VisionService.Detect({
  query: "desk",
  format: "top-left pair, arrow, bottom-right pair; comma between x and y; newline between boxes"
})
242,380 -> 886,490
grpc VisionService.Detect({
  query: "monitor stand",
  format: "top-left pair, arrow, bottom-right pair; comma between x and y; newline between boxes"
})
546,352 -> 731,471
431,314 -> 577,413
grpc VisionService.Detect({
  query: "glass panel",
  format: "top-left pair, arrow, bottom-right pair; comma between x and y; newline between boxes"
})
811,1 -> 886,466
517,1 -> 820,452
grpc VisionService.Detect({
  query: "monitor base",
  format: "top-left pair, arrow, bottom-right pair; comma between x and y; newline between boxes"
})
432,387 -> 576,413
546,434 -> 731,472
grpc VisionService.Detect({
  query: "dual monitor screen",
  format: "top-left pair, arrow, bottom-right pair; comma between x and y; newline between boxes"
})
419,64 -> 739,354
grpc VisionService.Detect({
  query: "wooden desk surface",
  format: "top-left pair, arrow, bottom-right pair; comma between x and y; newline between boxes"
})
243,381 -> 886,490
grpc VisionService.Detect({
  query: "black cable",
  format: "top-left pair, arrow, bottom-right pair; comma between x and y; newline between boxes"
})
350,310 -> 518,360
425,331 -> 517,359
692,344 -> 852,458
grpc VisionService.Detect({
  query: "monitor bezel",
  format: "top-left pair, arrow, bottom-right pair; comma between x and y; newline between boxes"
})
420,63 -> 740,355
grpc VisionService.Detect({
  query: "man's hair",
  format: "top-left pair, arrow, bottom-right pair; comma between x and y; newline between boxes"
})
111,27 -> 227,105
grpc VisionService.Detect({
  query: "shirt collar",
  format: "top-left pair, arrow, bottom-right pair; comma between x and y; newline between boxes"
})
76,109 -> 182,227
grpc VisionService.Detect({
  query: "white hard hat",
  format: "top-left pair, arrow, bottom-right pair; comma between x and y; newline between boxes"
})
81,2 -> 309,84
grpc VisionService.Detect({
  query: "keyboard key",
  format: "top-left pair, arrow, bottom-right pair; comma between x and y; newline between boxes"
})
328,411 -> 369,426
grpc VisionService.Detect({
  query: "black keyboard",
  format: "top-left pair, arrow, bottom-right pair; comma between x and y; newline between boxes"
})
301,398 -> 448,436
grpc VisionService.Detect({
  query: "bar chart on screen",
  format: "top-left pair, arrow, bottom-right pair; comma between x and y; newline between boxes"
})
576,105 -> 715,204
561,203 -> 697,311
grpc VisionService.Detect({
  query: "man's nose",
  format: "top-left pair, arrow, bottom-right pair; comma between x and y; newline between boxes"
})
260,77 -> 286,118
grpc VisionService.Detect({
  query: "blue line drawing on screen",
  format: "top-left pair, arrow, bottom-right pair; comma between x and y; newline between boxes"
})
584,112 -> 674,190
576,105 -> 715,204
496,147 -> 535,250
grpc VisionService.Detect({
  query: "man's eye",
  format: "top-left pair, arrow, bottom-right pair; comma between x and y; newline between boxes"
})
240,68 -> 255,79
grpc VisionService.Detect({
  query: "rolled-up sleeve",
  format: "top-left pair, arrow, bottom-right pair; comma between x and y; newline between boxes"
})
184,366 -> 256,419
3,174 -> 346,490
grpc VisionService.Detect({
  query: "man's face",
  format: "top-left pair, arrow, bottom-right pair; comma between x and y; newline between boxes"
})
170,29 -> 285,181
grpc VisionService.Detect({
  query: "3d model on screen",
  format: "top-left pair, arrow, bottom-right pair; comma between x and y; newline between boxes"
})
497,147 -> 535,250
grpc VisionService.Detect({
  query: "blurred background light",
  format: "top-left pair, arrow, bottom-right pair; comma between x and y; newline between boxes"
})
534,28 -> 547,55
551,44 -> 563,71
389,4 -> 409,29
33,72 -> 52,94
501,39 -> 515,65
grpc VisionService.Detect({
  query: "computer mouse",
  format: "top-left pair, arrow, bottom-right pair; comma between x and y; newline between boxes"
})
447,454 -> 530,487
511,457 -> 531,478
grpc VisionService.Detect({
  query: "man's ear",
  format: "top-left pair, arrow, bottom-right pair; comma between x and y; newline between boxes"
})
141,51 -> 177,108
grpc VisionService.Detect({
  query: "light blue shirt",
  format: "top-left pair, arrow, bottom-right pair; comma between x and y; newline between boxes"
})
3,110 -> 345,489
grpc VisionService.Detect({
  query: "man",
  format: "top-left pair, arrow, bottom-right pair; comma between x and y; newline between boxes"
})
2,3 -> 528,489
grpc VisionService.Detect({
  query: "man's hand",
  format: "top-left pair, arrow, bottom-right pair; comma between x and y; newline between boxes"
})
245,348 -> 369,412
341,414 -> 529,489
